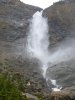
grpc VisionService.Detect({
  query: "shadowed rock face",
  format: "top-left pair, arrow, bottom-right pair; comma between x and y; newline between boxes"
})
0,0 -> 43,62
51,87 -> 75,100
47,60 -> 75,88
0,0 -> 42,58
43,1 -> 75,98
43,0 -> 75,46
0,0 -> 20,4
0,0 -> 50,96
0,0 -> 41,42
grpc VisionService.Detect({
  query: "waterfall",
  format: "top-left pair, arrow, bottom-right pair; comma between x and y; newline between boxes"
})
27,11 -> 62,91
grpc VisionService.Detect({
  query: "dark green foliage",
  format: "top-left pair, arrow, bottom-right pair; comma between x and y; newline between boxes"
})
0,73 -> 27,100
35,94 -> 42,100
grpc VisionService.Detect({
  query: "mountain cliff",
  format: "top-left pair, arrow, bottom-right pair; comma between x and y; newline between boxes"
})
43,0 -> 75,99
0,0 -> 50,99
44,0 -> 75,45
0,0 -> 41,41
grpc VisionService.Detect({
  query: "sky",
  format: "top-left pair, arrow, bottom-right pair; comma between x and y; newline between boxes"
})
20,0 -> 60,9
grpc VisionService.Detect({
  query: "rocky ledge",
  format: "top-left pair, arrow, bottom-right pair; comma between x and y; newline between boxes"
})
51,87 -> 75,100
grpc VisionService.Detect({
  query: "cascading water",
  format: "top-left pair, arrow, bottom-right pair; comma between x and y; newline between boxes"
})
27,11 -> 62,91
27,11 -> 49,61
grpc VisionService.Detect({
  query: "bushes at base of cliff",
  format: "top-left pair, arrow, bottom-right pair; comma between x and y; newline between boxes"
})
0,73 -> 27,100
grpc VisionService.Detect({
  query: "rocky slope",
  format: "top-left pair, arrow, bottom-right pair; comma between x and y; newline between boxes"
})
44,0 -> 75,45
0,0 -> 50,99
43,0 -> 75,99
0,0 -> 41,42
0,0 -> 42,58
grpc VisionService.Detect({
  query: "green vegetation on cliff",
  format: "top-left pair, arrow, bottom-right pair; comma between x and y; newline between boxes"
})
0,73 -> 27,100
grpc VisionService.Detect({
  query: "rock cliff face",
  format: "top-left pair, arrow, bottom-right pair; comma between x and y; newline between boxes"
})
0,0 -> 42,60
43,0 -> 75,45
43,0 -> 75,99
0,0 -> 20,4
0,0 -> 41,42
0,0 -> 50,97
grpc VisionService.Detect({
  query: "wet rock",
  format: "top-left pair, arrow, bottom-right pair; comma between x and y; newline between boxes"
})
25,93 -> 38,100
51,87 -> 75,100
47,60 -> 75,89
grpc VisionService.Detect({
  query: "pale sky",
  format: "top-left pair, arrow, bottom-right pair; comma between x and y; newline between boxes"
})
20,0 -> 60,9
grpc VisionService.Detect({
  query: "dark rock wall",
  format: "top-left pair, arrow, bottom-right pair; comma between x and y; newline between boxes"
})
0,0 -> 41,41
43,0 -> 75,45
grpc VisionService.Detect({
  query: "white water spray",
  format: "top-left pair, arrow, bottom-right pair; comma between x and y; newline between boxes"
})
27,11 -> 61,91
28,11 -> 49,60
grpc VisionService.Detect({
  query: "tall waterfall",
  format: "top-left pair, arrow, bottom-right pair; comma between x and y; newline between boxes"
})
27,11 -> 62,91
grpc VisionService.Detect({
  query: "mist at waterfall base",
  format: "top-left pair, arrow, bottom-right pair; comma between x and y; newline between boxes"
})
27,11 -> 75,91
